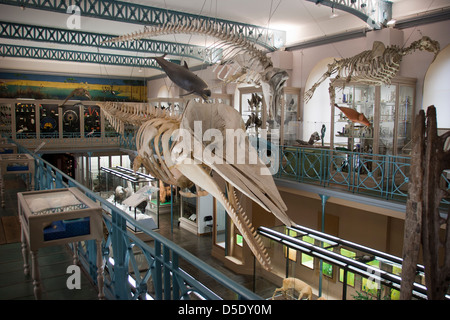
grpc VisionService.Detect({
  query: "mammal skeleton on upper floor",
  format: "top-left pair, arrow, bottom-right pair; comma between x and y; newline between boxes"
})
304,36 -> 440,117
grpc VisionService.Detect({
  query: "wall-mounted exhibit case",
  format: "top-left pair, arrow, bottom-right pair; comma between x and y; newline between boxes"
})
179,193 -> 214,236
331,77 -> 416,155
257,225 -> 428,300
238,86 -> 301,146
0,100 -> 118,140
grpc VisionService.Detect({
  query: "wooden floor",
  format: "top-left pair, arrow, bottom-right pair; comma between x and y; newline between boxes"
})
0,175 -> 277,300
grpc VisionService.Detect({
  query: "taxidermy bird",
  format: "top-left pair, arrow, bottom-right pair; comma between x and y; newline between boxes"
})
151,55 -> 211,101
61,88 -> 92,106
334,104 -> 371,127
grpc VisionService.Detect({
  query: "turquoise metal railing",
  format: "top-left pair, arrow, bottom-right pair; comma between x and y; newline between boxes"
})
13,129 -> 447,205
276,145 -> 449,206
12,142 -> 261,300
277,145 -> 410,199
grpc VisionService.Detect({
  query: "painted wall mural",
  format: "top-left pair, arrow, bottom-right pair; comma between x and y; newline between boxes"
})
0,72 -> 147,102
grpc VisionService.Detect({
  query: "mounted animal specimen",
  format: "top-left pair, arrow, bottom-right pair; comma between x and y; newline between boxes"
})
272,277 -> 313,300
97,100 -> 292,271
304,36 -> 440,124
102,19 -> 289,120
245,93 -> 263,130
296,131 -> 320,146
150,55 -> 211,100
335,104 -> 371,127
61,88 -> 92,106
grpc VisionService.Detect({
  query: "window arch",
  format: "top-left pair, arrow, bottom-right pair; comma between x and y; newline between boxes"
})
423,44 -> 450,128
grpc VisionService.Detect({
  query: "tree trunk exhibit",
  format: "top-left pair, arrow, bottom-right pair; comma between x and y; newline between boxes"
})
400,106 -> 450,300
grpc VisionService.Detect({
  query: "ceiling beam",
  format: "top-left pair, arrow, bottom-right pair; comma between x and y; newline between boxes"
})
0,21 -> 210,61
0,0 -> 285,50
307,0 -> 393,29
0,43 -> 183,68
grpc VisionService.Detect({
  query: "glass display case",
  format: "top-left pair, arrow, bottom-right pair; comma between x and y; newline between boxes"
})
83,105 -> 101,137
0,104 -> 12,136
239,87 -> 265,140
396,86 -> 414,155
149,93 -> 233,118
379,85 -> 396,155
332,77 -> 416,155
62,103 -> 81,136
179,193 -> 214,235
334,84 -> 375,152
149,97 -> 187,116
97,166 -> 161,232
17,187 -> 104,299
39,104 -> 59,138
15,103 -> 36,138
281,87 -> 301,146
257,225 -> 427,300
238,86 -> 301,145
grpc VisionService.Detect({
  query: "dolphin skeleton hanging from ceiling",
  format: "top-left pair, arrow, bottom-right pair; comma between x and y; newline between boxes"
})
97,100 -> 293,271
101,19 -> 289,120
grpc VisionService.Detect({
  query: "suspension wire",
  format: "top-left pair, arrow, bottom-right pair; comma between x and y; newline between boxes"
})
265,0 -> 282,46
299,0 -> 344,59
402,0 -> 436,48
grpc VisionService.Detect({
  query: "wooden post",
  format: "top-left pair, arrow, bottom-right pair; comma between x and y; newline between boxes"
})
400,110 -> 425,300
421,106 -> 450,300
400,106 -> 450,300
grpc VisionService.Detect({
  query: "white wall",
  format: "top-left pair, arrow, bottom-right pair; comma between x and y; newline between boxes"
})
423,44 -> 450,128
302,57 -> 335,142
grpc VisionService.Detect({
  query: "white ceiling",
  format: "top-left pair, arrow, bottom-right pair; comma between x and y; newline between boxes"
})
0,0 -> 448,79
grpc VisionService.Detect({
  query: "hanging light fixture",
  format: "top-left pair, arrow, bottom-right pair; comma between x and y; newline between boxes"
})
387,19 -> 397,27
330,6 -> 339,18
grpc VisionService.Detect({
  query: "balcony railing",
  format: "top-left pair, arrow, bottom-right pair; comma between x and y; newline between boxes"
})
11,140 -> 261,300
275,145 -> 449,206
10,131 -> 448,207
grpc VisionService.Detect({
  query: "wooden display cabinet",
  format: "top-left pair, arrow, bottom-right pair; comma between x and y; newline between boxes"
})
238,86 -> 301,145
179,193 -> 214,235
331,77 -> 416,155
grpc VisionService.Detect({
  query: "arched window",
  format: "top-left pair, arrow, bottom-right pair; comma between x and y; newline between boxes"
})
423,44 -> 450,129
303,57 -> 337,144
